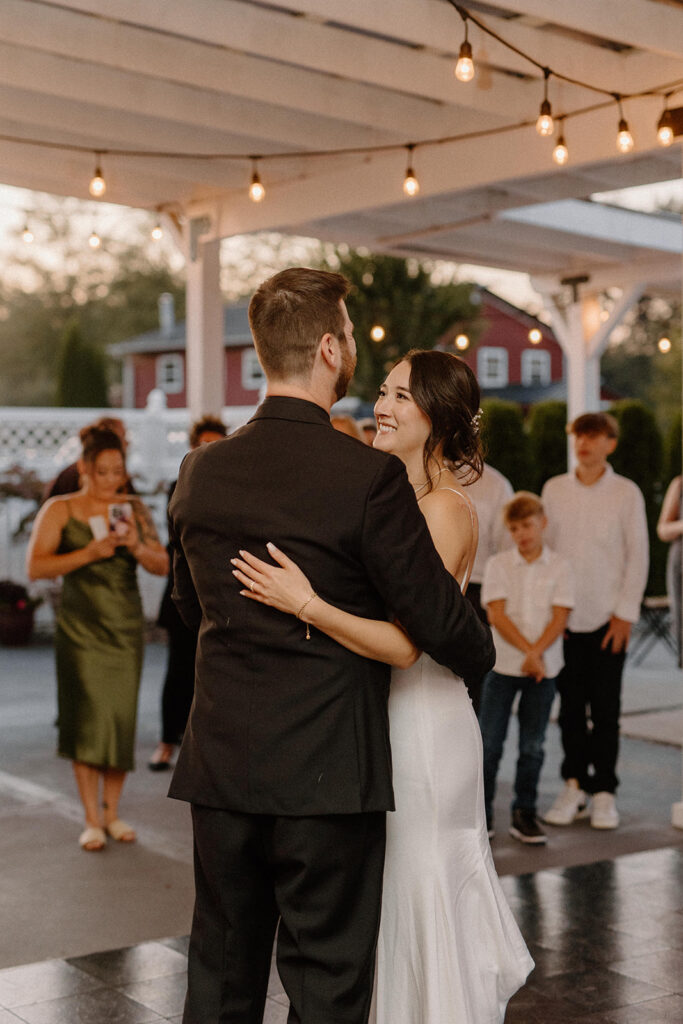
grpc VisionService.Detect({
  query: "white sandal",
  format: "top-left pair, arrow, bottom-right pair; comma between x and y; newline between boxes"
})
79,826 -> 106,851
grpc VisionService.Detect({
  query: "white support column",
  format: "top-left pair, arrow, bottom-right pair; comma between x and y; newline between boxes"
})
185,230 -> 224,419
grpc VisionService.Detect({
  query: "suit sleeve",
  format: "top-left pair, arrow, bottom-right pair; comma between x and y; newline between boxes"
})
361,456 -> 495,681
167,460 -> 202,633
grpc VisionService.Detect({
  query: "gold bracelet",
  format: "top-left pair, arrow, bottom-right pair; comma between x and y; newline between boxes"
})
296,593 -> 317,619
296,592 -> 317,641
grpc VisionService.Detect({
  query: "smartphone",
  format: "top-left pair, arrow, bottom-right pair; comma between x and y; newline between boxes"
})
108,502 -> 134,539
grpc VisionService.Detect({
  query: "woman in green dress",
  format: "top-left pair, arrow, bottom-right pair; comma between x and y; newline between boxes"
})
27,426 -> 169,851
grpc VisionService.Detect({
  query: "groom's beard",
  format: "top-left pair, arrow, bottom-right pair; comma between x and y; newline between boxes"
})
334,340 -> 357,401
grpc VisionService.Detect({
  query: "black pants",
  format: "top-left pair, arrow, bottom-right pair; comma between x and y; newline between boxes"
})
183,806 -> 386,1024
161,623 -> 197,744
463,583 -> 487,715
557,624 -> 626,794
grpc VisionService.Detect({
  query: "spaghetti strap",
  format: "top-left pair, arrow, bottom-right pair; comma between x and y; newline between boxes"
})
439,486 -> 478,592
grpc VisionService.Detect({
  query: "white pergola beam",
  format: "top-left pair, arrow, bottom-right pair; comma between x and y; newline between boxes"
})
586,284 -> 647,359
0,0 -> 493,142
259,0 -> 683,95
501,200 -> 683,254
0,41 -> 400,154
499,0 -> 683,60
35,0 -> 593,124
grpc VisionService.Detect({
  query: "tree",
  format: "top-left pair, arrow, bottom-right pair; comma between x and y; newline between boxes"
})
480,399 -> 533,491
665,411 -> 682,485
320,249 -> 481,402
56,320 -> 109,407
608,399 -> 665,594
527,400 -> 567,493
0,195 -> 187,406
601,294 -> 681,433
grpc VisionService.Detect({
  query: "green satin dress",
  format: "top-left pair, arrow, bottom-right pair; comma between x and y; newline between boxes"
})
55,516 -> 144,772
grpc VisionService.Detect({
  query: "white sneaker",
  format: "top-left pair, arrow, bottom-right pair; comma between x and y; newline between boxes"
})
543,782 -> 589,825
591,791 -> 619,829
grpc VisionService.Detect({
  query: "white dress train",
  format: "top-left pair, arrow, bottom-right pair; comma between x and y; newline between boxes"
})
370,491 -> 533,1023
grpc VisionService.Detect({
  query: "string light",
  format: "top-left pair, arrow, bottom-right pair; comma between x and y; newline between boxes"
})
658,336 -> 672,353
657,96 -> 675,146
536,69 -> 554,137
370,325 -> 386,342
151,221 -> 163,240
614,96 -> 634,154
455,333 -> 470,351
248,159 -> 265,202
455,17 -> 475,83
552,119 -> 569,165
528,328 -> 542,344
2,5 -> 682,196
403,145 -> 420,196
88,229 -> 101,249
21,223 -> 34,243
88,153 -> 106,198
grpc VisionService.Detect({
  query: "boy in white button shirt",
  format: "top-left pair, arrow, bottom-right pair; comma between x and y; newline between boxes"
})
541,412 -> 649,830
480,492 -> 574,844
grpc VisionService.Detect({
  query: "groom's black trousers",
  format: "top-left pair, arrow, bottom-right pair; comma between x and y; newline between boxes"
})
183,806 -> 386,1024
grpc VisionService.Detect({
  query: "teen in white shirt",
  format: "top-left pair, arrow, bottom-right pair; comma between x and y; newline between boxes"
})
541,413 -> 648,831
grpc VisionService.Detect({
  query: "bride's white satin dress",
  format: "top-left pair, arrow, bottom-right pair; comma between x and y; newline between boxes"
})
370,493 -> 533,1023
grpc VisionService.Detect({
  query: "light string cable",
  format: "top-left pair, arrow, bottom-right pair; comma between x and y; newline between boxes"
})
2,4 -> 683,195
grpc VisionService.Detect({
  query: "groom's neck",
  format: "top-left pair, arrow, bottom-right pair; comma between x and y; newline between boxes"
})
265,380 -> 332,413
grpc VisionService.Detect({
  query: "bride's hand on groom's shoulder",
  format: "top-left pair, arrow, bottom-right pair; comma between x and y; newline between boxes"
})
230,542 -> 314,617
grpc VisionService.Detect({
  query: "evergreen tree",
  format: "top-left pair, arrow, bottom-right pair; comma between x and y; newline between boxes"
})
320,250 -> 481,402
527,400 -> 567,493
56,320 -> 109,408
480,399 -> 533,491
665,410 -> 682,485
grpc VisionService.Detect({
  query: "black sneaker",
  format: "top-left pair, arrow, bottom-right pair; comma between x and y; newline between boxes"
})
509,809 -> 547,845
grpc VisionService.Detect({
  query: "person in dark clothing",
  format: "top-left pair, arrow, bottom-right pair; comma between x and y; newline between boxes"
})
149,415 -> 228,771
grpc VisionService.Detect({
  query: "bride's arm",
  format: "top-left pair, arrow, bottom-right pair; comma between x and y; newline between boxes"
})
231,544 -> 420,669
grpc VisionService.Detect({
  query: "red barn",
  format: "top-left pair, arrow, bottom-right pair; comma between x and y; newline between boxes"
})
441,289 -> 565,406
109,294 -> 263,410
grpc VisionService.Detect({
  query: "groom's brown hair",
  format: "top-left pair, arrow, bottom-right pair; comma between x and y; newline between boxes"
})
249,267 -> 350,381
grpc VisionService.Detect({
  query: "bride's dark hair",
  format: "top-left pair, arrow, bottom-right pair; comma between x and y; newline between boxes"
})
398,349 -> 484,490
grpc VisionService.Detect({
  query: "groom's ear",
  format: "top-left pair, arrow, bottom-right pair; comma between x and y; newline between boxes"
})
319,331 -> 339,370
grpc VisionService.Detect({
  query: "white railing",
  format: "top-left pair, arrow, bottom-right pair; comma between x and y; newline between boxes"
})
0,390 -> 258,491
0,391 -> 258,621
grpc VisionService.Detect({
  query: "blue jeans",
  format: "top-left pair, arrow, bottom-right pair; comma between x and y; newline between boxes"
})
478,670 -> 556,825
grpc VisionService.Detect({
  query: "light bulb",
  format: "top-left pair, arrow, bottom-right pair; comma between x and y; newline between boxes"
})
249,170 -> 265,202
553,135 -> 569,166
455,334 -> 469,351
403,167 -> 419,196
151,222 -> 163,240
617,118 -> 634,153
658,336 -> 672,353
528,328 -> 542,344
22,225 -> 34,243
536,99 -> 554,137
88,230 -> 101,249
455,41 -> 474,83
89,164 -> 106,198
370,325 -> 385,342
657,109 -> 674,147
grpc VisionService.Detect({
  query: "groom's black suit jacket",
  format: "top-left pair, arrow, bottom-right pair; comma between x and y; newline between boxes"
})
168,396 -> 494,816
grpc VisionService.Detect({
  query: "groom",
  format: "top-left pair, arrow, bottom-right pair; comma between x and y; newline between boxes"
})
168,267 -> 494,1024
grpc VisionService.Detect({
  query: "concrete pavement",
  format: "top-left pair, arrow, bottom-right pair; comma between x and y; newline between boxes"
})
1,636 -> 682,970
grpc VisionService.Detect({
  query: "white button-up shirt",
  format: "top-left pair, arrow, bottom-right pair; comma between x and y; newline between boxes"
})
463,464 -> 514,585
482,545 -> 575,678
541,465 -> 649,632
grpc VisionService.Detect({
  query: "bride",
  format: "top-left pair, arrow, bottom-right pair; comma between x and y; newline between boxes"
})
232,348 -> 533,1023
